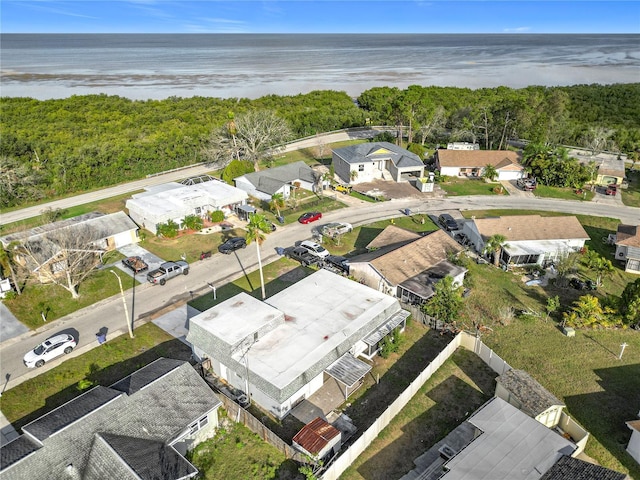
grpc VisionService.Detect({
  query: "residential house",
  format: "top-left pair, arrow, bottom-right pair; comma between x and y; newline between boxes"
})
435,149 -> 525,181
613,224 -> 640,274
126,179 -> 248,234
438,397 -> 577,480
332,142 -> 424,185
0,211 -> 139,280
461,215 -> 590,267
539,455 -> 627,480
626,411 -> 640,465
0,358 -> 222,480
233,161 -> 318,202
495,369 -> 566,429
186,269 -> 410,419
292,417 -> 342,463
595,157 -> 626,186
349,228 -> 466,304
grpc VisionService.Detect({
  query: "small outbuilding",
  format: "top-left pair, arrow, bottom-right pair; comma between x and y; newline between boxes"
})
613,224 -> 640,274
293,417 -> 342,462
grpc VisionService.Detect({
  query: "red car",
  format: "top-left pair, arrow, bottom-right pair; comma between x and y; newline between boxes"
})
298,211 -> 322,224
605,184 -> 618,196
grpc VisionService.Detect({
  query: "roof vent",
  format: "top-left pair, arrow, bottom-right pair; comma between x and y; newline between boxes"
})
438,444 -> 456,460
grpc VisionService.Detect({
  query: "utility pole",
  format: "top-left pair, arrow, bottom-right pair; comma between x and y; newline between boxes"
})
110,270 -> 133,338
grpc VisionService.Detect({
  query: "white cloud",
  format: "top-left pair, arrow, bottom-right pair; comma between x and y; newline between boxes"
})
503,26 -> 531,33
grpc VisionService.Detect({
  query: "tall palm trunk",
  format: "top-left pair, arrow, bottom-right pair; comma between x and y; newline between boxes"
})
256,242 -> 265,300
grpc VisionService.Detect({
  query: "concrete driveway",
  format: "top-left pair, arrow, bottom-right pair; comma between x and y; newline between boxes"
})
116,244 -> 165,282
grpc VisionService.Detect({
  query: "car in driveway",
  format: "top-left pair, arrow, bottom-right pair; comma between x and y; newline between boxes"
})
24,333 -> 77,368
298,240 -> 330,259
218,237 -> 247,254
605,184 -> 618,196
298,211 -> 322,224
438,213 -> 458,232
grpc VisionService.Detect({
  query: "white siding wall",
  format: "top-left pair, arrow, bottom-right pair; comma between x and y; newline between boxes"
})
627,429 -> 640,464
440,166 -> 461,177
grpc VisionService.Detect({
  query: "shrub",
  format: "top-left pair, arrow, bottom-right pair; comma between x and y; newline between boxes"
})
209,210 -> 225,223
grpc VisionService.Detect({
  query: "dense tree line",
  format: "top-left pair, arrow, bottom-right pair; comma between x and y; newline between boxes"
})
1,84 -> 638,208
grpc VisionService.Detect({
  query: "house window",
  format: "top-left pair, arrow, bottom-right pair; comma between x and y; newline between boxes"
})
358,164 -> 365,172
195,207 -> 202,215
188,415 -> 209,435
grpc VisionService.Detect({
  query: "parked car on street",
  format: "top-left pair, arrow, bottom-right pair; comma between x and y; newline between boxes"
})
321,222 -> 353,238
298,240 -> 330,259
218,237 -> 247,254
24,333 -> 76,368
438,213 -> 459,232
147,261 -> 189,285
298,211 -> 322,224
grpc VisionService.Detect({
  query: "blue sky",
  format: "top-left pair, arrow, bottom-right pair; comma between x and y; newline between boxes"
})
2,1 -> 639,34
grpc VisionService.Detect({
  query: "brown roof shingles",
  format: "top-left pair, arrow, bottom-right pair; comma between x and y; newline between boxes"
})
616,224 -> 640,248
369,229 -> 463,286
365,225 -> 421,250
437,150 -> 524,170
473,215 -> 589,242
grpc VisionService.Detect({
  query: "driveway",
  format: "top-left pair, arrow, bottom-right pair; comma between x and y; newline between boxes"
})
116,244 -> 165,282
353,179 -> 444,200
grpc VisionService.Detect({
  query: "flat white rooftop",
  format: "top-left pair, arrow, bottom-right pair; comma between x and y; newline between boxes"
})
191,270 -> 400,391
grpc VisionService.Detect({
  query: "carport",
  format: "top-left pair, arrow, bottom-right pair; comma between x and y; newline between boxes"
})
325,353 -> 372,401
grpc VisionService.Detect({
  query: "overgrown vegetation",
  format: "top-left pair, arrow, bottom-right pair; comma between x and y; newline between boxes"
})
2,83 -> 639,207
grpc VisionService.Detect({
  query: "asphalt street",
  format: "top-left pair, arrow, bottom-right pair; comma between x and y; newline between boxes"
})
1,192 -> 638,390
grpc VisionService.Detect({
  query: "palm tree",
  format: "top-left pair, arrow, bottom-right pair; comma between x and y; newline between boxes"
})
582,249 -> 614,287
245,213 -> 272,299
483,234 -> 508,267
269,193 -> 285,219
482,164 -> 498,182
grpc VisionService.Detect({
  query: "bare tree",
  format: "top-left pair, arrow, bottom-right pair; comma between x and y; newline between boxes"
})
583,126 -> 614,155
19,225 -> 105,299
234,110 -> 292,171
417,106 -> 446,146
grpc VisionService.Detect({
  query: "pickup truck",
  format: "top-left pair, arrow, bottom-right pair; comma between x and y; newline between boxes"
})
147,261 -> 189,285
283,246 -> 321,267
122,256 -> 148,274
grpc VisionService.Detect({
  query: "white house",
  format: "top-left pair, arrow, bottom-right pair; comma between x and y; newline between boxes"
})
186,270 -> 409,419
627,414 -> 640,465
126,180 -> 248,234
233,161 -> 317,202
332,142 -> 424,185
613,224 -> 640,274
436,149 -> 525,181
461,215 -> 590,267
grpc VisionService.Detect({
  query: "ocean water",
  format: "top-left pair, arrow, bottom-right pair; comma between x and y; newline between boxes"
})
1,34 -> 639,100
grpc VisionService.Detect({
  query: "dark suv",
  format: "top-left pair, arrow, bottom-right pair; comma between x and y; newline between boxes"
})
218,237 -> 247,254
438,213 -> 458,231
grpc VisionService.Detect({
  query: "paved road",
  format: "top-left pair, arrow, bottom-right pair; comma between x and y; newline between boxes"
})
2,193 -> 639,390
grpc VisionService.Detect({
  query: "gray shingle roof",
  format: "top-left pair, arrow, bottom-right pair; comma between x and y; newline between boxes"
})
111,357 -> 185,395
496,369 -> 564,416
333,142 -> 423,167
1,358 -> 220,480
240,161 -> 316,194
100,433 -> 197,480
22,386 -> 122,442
539,455 -> 626,480
0,436 -> 39,471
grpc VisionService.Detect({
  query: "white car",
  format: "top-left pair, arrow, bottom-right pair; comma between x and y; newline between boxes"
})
321,222 -> 353,238
23,333 -> 77,368
298,240 -> 330,259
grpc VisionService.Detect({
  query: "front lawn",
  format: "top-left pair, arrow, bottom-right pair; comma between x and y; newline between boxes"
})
534,184 -> 595,201
1,322 -> 191,428
3,266 -> 135,329
438,177 -> 507,196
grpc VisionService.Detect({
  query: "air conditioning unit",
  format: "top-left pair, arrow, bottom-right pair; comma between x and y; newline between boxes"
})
438,444 -> 456,460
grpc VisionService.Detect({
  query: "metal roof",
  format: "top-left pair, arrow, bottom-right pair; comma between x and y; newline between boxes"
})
292,417 -> 341,456
325,353 -> 372,388
364,310 -> 410,347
